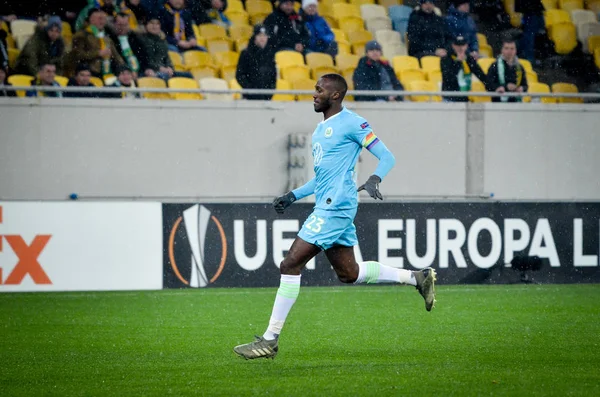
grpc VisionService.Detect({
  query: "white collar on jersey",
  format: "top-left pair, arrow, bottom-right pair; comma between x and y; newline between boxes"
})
319,107 -> 346,125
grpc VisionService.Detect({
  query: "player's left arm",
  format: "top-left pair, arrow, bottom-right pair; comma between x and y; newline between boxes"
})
355,127 -> 396,200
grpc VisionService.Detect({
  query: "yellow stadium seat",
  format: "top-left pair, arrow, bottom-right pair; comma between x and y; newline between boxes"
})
169,51 -> 186,71
7,48 -> 19,69
306,52 -> 337,78
234,38 -> 249,52
331,28 -> 349,45
348,30 -> 373,47
221,66 -> 237,81
200,24 -> 228,40
545,9 -> 572,29
338,17 -> 366,35
313,66 -> 340,79
88,76 -> 103,87
213,51 -> 239,68
228,0 -> 244,12
207,39 -> 232,54
54,75 -> 69,87
229,24 -> 253,42
559,0 -> 584,12
228,78 -> 242,100
190,66 -> 218,80
477,58 -> 495,73
183,50 -> 215,69
333,3 -> 362,20
338,41 -> 353,54
273,79 -> 294,101
193,23 -> 201,41
353,43 -> 366,55
589,36 -> 600,53
578,22 -> 600,51
199,77 -> 233,101
336,53 -> 360,74
392,55 -> 420,73
292,78 -> 317,101
479,43 -> 494,58
398,68 -> 427,86
7,74 -> 33,97
525,82 -> 556,103
407,80 -> 441,102
168,77 -> 201,100
226,11 -> 250,26
477,33 -> 488,46
246,0 -> 272,25
137,77 -> 171,100
542,0 -> 558,9
281,65 -> 311,83
550,22 -> 578,54
0,20 -> 8,32
351,0 -> 375,6
276,50 -> 305,68
527,71 -> 539,82
5,33 -> 16,49
323,15 -> 338,28
594,47 -> 600,69
469,80 -> 491,103
510,12 -> 523,27
519,59 -> 534,73
420,55 -> 441,72
551,82 -> 583,103
427,70 -> 442,89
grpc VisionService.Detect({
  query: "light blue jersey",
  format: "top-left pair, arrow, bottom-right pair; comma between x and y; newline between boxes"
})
310,107 -> 375,211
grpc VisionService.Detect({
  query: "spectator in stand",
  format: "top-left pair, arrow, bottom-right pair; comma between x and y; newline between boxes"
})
353,40 -> 404,102
441,35 -> 487,102
65,62 -> 99,97
109,13 -> 145,78
189,0 -> 230,28
140,16 -> 193,80
120,0 -> 148,29
106,64 -> 140,97
301,0 -> 337,57
158,0 -> 202,53
515,0 -> 545,63
15,16 -> 66,77
1,29 -> 9,73
446,0 -> 479,59
76,0 -> 121,31
0,67 -> 16,96
236,24 -> 276,100
66,8 -> 124,78
407,0 -> 449,59
486,38 -> 528,102
26,62 -> 63,97
263,0 -> 310,54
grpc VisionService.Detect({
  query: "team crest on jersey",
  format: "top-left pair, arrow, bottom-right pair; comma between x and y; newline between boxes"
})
324,127 -> 333,138
360,122 -> 370,129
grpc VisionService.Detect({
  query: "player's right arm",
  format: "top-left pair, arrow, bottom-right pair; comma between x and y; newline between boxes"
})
272,178 -> 316,214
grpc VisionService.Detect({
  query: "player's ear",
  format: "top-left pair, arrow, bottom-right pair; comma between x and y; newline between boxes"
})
332,91 -> 340,100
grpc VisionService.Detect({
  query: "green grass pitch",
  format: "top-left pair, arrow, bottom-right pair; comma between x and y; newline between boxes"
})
1,284 -> 599,396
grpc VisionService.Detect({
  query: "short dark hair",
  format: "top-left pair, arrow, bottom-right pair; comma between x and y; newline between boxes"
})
321,73 -> 348,100
39,62 -> 56,70
116,12 -> 130,19
75,62 -> 91,74
502,37 -> 517,47
87,7 -> 103,20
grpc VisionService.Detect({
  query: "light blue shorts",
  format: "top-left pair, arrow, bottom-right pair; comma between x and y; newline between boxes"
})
297,208 -> 358,251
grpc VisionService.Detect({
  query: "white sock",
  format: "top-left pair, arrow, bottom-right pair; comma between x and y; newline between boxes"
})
354,261 -> 416,286
263,274 -> 301,340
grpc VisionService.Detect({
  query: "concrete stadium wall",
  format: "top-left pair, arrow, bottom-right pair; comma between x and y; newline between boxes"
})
0,98 -> 598,201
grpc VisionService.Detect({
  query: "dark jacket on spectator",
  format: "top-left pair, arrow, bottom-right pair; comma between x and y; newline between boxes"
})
64,76 -> 98,97
263,6 -> 310,51
353,56 -> 404,102
0,30 -> 8,72
486,57 -> 528,102
109,29 -> 146,74
15,27 -> 66,76
26,77 -> 62,97
65,28 -> 124,77
236,34 -> 276,100
121,0 -> 149,26
188,0 -> 229,25
157,3 -> 196,47
141,31 -> 173,71
441,52 -> 487,102
445,5 -> 479,53
0,82 -> 16,96
407,8 -> 449,58
301,11 -> 335,53
515,0 -> 545,15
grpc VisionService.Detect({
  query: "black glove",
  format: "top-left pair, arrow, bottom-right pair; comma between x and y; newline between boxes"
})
358,175 -> 383,200
273,191 -> 297,214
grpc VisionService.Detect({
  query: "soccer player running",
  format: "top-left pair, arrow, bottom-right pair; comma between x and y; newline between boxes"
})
234,74 -> 436,360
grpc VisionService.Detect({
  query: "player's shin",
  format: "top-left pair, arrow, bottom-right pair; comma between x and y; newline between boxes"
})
263,274 -> 301,341
354,261 -> 416,286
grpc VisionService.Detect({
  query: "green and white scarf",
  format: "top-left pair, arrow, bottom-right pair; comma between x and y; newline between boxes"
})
453,56 -> 472,92
497,56 -> 523,102
87,25 -> 111,76
118,35 -> 140,73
